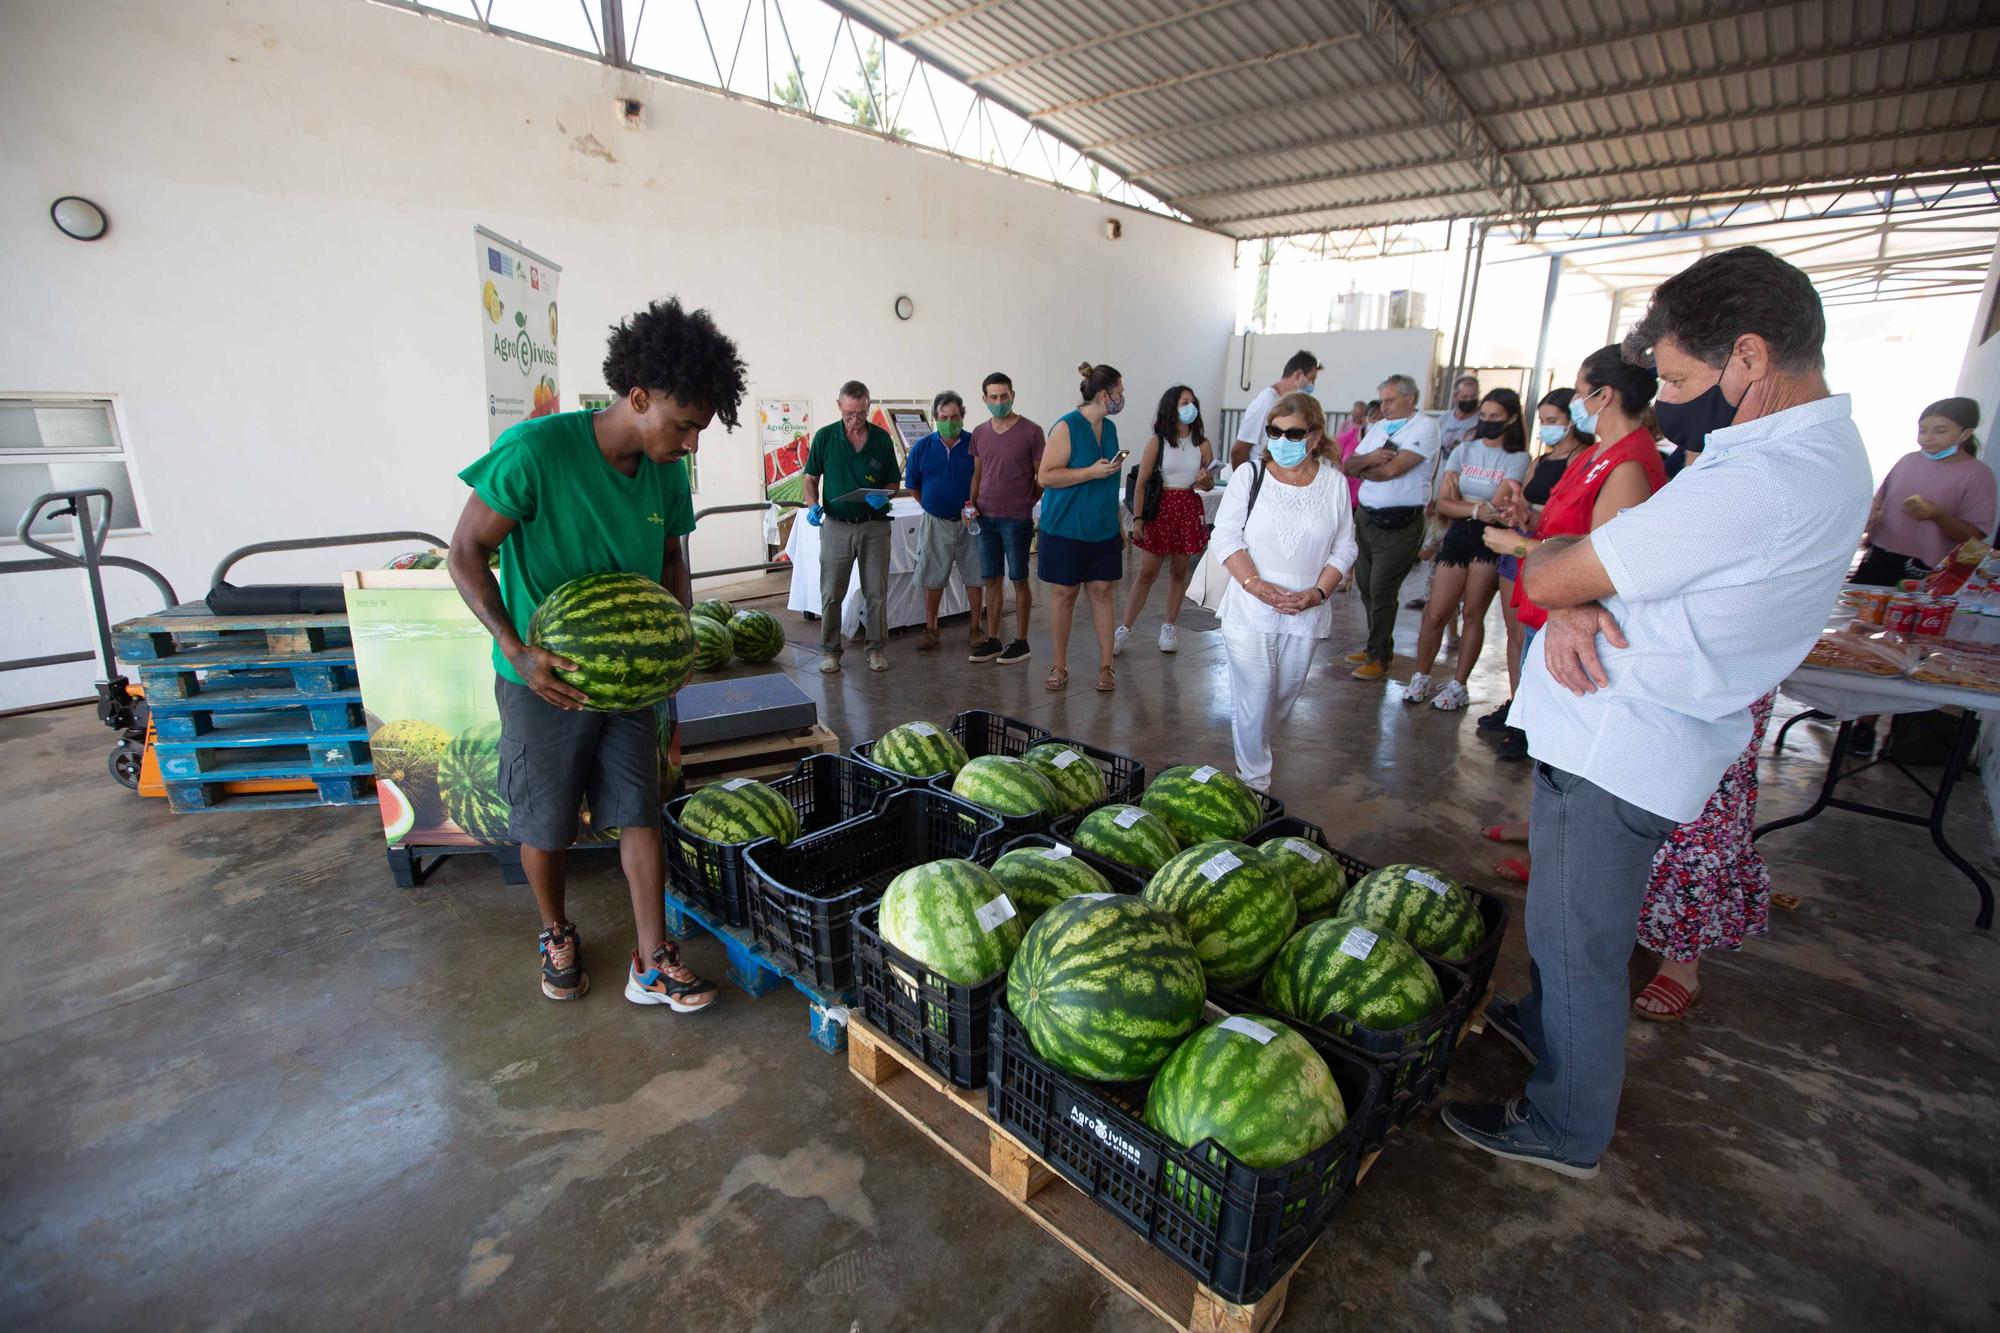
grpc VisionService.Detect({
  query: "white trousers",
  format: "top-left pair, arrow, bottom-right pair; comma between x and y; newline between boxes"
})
1222,623 -> 1320,790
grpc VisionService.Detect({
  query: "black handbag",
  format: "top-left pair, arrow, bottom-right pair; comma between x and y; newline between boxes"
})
1125,441 -> 1165,521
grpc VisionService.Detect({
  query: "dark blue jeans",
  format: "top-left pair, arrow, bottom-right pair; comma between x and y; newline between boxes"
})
1520,762 -> 1678,1160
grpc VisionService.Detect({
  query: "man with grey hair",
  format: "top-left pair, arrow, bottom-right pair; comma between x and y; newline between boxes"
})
1444,246 -> 1871,1179
1339,372 -> 1441,680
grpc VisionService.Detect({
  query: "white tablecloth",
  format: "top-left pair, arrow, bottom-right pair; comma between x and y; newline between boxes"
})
785,496 -> 968,636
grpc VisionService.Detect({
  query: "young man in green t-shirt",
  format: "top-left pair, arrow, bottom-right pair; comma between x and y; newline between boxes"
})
449,298 -> 746,1010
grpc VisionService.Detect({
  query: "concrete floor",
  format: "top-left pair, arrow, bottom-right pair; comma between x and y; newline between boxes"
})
5,574 -> 1998,1331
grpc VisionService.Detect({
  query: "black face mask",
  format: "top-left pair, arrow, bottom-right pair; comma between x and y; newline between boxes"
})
1654,382 -> 1739,450
1473,420 -> 1505,440
1456,398 -> 1478,414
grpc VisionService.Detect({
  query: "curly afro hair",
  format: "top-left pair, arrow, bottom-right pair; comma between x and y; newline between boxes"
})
602,297 -> 748,430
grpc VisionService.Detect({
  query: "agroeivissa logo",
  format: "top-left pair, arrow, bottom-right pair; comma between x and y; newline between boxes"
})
494,308 -> 557,378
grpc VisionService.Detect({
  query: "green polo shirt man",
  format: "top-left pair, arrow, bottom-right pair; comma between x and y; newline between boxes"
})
800,379 -> 900,673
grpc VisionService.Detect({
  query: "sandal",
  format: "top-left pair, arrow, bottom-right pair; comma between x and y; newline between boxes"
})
1493,857 -> 1530,883
1044,666 -> 1068,692
1481,824 -> 1523,844
1096,666 -> 1116,693
1633,974 -> 1699,1023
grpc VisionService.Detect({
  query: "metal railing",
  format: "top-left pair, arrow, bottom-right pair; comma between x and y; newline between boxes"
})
684,500 -> 806,584
0,490 -> 176,676
211,532 -> 446,587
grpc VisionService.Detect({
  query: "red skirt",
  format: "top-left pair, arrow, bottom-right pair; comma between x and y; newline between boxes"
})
1136,487 -> 1209,556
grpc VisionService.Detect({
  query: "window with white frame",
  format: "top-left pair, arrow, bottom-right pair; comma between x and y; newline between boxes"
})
0,396 -> 145,540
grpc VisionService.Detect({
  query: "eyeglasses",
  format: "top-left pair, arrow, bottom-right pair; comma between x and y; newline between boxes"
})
1264,426 -> 1314,441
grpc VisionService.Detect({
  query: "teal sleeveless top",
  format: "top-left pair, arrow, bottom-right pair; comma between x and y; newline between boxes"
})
1040,410 -> 1121,542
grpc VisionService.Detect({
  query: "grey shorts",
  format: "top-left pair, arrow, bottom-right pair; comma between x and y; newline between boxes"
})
914,511 -> 976,589
494,677 -> 661,850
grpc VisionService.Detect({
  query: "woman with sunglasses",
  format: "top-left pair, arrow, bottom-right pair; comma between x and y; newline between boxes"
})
1208,393 -> 1356,792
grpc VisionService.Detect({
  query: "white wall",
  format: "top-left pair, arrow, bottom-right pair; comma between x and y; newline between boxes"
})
0,0 -> 1236,708
1219,329 -> 1443,414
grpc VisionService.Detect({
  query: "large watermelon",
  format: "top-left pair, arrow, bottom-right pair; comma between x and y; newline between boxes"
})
729,609 -> 786,663
879,859 -> 1025,985
679,777 -> 800,847
1261,917 -> 1443,1033
1141,841 -> 1296,987
1071,803 -> 1179,875
1342,864 -> 1484,961
1007,895 -> 1205,1081
528,572 -> 696,712
989,844 -> 1112,923
952,755 -> 1061,819
692,598 -> 735,624
1145,1015 -> 1346,1173
870,721 -> 969,779
1142,765 -> 1262,847
439,721 -> 511,845
1021,741 -> 1107,814
1259,835 -> 1349,922
691,615 -> 734,670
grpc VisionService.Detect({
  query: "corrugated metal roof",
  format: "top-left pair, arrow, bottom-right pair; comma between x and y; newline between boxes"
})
833,0 -> 2000,236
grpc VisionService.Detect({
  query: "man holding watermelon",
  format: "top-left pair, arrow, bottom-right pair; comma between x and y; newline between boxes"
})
448,297 -> 747,1012
1442,248 -> 1871,1179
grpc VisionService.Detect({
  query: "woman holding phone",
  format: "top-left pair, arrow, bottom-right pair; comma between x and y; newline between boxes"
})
1038,362 -> 1128,692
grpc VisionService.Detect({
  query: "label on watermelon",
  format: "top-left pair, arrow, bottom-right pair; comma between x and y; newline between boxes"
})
1050,749 -> 1082,769
1218,1015 -> 1276,1045
720,778 -> 754,791
1339,926 -> 1380,961
1041,845 -> 1073,860
907,722 -> 939,736
1191,765 -> 1219,783
1112,806 -> 1146,829
975,894 -> 1018,933
1285,839 -> 1324,864
1405,868 -> 1451,897
1197,849 -> 1243,882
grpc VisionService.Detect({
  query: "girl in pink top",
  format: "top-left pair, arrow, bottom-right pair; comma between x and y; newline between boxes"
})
1334,400 -> 1372,508
1856,397 -> 1994,585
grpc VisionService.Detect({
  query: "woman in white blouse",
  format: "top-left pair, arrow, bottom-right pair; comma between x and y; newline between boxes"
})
1209,392 -> 1358,792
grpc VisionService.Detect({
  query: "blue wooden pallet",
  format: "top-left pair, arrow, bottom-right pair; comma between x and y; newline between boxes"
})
113,602 -> 353,662
163,774 -> 376,812
147,688 -> 366,742
133,646 -> 360,701
661,885 -> 851,1054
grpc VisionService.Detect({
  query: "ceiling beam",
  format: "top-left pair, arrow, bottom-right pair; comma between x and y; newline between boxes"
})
1023,31 -> 1367,120
966,0 -> 1258,83
894,0 -> 1011,41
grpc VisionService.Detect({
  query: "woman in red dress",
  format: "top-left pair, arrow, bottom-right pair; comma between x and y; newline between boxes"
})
1118,385 -> 1214,655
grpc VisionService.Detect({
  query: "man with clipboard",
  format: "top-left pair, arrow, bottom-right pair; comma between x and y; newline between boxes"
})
802,380 -> 901,673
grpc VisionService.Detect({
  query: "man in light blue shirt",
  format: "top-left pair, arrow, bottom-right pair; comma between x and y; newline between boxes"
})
1444,247 -> 1873,1179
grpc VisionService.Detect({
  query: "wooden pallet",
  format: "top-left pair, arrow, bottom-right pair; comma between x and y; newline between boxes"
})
847,1018 -> 1306,1333
681,721 -> 840,786
664,884 -> 851,1054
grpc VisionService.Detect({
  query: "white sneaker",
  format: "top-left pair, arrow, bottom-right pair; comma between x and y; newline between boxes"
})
1402,672 -> 1434,704
1431,680 -> 1470,712
1113,626 -> 1130,656
1158,623 -> 1178,653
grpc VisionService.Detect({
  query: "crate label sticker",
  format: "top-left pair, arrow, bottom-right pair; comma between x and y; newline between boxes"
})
1041,845 -> 1074,861
1197,849 -> 1243,882
975,894 -> 1018,933
1338,926 -> 1380,961
1284,838 -> 1324,864
1049,1086 -> 1155,1174
1191,765 -> 1219,783
1405,868 -> 1450,897
720,778 -> 754,791
1218,1015 -> 1276,1045
1112,806 -> 1146,828
906,721 -> 939,736
1050,748 -> 1082,769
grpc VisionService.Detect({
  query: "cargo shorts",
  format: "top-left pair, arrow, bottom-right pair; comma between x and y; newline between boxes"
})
914,511 -> 976,591
494,677 -> 661,850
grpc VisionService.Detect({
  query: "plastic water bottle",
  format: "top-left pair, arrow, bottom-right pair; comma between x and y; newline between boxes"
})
963,504 -> 981,536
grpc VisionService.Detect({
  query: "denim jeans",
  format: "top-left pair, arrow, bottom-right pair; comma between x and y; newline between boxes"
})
1520,762 -> 1678,1161
974,515 -> 1034,584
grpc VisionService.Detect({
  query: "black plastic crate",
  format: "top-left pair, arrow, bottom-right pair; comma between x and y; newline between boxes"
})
850,709 -> 1051,780
745,789 -> 1003,992
853,900 -> 1006,1090
987,1006 -> 1382,1305
663,754 -> 907,927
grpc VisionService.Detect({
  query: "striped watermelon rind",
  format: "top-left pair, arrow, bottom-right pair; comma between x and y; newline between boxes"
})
1258,835 -> 1349,922
1141,765 -> 1261,847
692,598 -> 735,623
1071,804 -> 1179,875
691,615 -> 734,670
871,721 -> 969,779
1141,841 -> 1296,987
439,721 -> 512,845
528,572 -> 696,712
1260,917 -> 1443,1033
1021,742 -> 1107,814
1341,863 -> 1484,961
679,779 -> 800,847
729,609 -> 785,663
989,846 -> 1112,923
1007,894 -> 1206,1081
951,755 -> 1060,819
880,858 -> 1025,987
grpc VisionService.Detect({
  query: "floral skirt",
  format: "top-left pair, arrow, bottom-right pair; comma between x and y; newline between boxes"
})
1136,488 -> 1210,556
1638,693 -> 1776,962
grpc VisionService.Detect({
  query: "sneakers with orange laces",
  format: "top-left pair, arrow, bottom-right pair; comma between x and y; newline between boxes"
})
624,942 -> 719,1013
539,921 -> 588,1001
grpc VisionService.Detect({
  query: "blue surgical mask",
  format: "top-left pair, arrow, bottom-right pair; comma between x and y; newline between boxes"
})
1568,389 -> 1601,437
1301,381 -> 1317,396
1383,416 -> 1407,438
1177,402 -> 1198,425
1268,438 -> 1309,468
1538,423 -> 1567,446
1924,444 -> 1962,461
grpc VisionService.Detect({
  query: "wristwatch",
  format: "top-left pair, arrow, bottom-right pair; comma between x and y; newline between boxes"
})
1512,542 -> 1529,559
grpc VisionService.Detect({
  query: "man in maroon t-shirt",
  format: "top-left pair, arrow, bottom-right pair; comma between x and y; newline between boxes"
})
966,371 -> 1046,665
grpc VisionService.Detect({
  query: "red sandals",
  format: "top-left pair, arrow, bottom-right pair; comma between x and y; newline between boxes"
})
1633,974 -> 1700,1023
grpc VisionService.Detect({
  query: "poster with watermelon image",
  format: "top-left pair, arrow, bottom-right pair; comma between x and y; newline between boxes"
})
759,398 -> 812,553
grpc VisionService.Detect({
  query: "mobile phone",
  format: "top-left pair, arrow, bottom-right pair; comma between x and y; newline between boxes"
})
1115,450 -> 1130,462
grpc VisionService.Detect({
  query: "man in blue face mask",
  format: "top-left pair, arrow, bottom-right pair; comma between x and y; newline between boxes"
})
1232,350 -> 1321,469
1339,372 -> 1441,680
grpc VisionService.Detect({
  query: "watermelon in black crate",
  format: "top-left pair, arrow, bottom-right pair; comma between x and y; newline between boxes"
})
850,709 -> 1049,781
853,897 -> 1005,1091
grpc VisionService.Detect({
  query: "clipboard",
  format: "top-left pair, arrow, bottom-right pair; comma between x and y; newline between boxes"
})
832,487 -> 897,505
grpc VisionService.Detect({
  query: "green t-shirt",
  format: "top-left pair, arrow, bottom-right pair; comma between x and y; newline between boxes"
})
459,410 -> 695,683
805,421 -> 900,522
